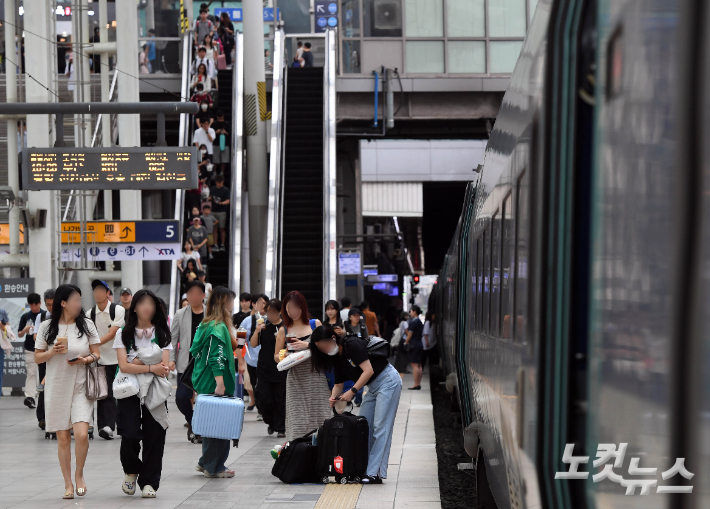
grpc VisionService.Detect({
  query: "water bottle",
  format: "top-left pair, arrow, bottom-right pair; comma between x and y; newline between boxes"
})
270,444 -> 283,459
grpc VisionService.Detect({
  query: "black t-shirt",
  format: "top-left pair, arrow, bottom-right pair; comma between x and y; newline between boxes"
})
344,320 -> 368,338
196,110 -> 213,127
191,311 -> 204,342
212,120 -> 228,136
19,310 -> 43,351
302,51 -> 314,67
333,336 -> 388,385
407,318 -> 424,347
256,320 -> 286,382
232,311 -> 250,328
210,185 -> 230,212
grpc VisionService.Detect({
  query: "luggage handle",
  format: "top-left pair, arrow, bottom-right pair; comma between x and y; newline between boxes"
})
333,398 -> 354,415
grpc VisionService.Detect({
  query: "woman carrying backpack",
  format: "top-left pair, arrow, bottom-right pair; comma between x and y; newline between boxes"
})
309,325 -> 402,485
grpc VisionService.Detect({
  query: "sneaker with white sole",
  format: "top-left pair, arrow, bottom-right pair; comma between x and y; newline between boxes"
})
122,474 -> 137,495
99,426 -> 114,440
195,463 -> 205,473
204,469 -> 235,478
256,413 -> 264,421
141,485 -> 156,498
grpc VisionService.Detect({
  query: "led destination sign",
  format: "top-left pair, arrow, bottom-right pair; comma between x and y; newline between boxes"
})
21,147 -> 198,190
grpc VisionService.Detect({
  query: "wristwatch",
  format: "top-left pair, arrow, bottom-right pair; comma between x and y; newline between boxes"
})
350,386 -> 358,394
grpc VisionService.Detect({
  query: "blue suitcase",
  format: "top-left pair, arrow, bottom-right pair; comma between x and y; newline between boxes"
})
192,394 -> 245,441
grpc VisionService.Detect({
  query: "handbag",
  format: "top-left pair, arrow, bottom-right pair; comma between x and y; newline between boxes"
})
180,357 -> 196,391
113,370 -> 140,399
85,355 -> 108,401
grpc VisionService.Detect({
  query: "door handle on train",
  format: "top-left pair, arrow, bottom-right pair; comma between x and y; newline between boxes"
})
516,367 -> 525,449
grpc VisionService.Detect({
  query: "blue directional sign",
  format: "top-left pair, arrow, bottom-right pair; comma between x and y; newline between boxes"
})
134,220 -> 179,243
213,8 -> 280,23
314,1 -> 338,33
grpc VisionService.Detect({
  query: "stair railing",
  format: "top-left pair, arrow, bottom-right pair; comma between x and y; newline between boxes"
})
322,28 -> 338,306
228,32 -> 245,302
265,29 -> 286,298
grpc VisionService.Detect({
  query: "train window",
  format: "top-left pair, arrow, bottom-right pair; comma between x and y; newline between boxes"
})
476,233 -> 484,331
490,211 -> 501,337
501,194 -> 513,339
482,227 -> 490,334
606,27 -> 623,100
514,169 -> 529,344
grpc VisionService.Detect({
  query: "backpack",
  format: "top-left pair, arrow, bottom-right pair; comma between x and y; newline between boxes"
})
90,303 -> 116,324
344,333 -> 389,358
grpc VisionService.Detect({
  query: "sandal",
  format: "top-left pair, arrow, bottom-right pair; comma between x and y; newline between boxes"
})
75,476 -> 87,497
63,485 -> 74,499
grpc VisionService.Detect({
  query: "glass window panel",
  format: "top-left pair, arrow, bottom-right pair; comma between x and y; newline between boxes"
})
447,0 -> 484,37
491,212 -> 501,337
448,41 -> 485,74
501,196 -> 514,339
515,169 -> 529,344
364,0 -> 403,37
405,0 -> 443,37
490,41 -> 524,73
342,40 -> 362,73
529,0 -> 539,21
488,0 -> 526,37
470,238 -> 478,334
406,41 -> 444,73
476,234 -> 483,331
342,0 -> 361,37
483,226 -> 490,333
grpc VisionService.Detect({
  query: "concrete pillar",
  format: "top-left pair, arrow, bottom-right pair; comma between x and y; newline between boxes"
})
99,0 -> 112,222
243,0 -> 269,294
116,0 -> 144,292
25,1 -> 59,293
4,0 -> 19,278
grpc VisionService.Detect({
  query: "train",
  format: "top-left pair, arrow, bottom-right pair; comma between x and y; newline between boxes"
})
432,0 -> 710,507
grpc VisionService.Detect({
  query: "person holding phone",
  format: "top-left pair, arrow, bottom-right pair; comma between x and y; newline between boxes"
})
114,290 -> 172,499
34,285 -> 101,499
190,287 -> 240,478
324,300 -> 363,405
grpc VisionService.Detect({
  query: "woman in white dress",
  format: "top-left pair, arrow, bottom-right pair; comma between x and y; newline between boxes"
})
35,284 -> 101,499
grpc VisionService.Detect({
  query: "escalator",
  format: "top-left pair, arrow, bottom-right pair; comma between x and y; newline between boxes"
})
267,30 -> 337,313
280,66 -> 325,312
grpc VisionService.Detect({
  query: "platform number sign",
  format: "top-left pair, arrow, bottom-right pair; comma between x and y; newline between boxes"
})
314,1 -> 338,32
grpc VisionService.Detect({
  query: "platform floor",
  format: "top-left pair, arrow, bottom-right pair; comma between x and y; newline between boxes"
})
0,373 -> 440,509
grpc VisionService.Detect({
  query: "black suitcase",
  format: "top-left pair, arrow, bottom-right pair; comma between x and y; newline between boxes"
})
272,429 -> 320,484
316,411 -> 369,484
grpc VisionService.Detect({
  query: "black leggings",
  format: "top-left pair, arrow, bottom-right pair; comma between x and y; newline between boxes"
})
117,396 -> 167,491
255,376 -> 286,433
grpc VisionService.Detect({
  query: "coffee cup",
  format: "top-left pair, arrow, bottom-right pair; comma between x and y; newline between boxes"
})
56,336 -> 68,353
236,327 -> 247,346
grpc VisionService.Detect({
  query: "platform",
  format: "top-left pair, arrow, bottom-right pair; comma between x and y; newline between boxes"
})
0,373 -> 440,509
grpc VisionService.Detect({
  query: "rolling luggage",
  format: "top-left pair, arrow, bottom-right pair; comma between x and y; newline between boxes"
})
217,54 -> 227,70
316,410 -> 369,484
192,394 -> 245,441
272,429 -> 320,484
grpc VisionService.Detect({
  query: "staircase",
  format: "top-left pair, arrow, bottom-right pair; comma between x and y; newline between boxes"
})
280,67 -> 325,315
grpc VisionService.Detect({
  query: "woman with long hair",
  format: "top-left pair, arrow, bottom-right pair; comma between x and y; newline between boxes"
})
323,299 -> 344,336
203,33 -> 220,62
191,286 -> 240,478
182,259 -> 200,291
273,291 -> 330,440
310,325 -> 402,484
190,62 -> 211,92
34,285 -> 101,499
178,240 -> 202,273
218,12 -> 235,65
114,290 -> 172,498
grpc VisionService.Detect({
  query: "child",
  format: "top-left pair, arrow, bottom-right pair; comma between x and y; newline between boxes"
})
200,204 -> 219,260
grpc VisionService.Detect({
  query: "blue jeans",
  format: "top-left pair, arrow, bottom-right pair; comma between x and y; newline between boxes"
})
199,437 -> 230,475
358,364 -> 402,478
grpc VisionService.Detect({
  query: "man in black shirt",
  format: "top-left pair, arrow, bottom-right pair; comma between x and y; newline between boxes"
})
252,298 -> 287,437
232,292 -> 252,328
404,305 -> 424,390
209,175 -> 230,252
211,110 -> 230,176
302,42 -> 314,67
17,293 -> 45,409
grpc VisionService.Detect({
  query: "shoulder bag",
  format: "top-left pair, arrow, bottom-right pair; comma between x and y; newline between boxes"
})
85,353 -> 108,401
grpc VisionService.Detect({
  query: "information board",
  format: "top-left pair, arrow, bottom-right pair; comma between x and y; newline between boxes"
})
338,251 -> 361,275
314,1 -> 338,32
61,243 -> 182,262
366,274 -> 398,283
61,220 -> 178,244
0,278 -> 35,298
2,343 -> 26,387
0,223 -> 24,244
22,147 -> 198,190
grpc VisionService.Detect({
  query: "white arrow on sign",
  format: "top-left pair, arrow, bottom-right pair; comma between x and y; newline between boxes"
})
316,4 -> 325,12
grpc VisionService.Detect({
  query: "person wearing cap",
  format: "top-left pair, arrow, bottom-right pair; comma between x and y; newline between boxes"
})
119,287 -> 133,311
86,279 -> 126,440
344,308 -> 368,338
187,216 -> 209,261
197,271 -> 212,304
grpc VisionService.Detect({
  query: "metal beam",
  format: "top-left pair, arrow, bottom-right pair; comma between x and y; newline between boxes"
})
0,102 -> 199,114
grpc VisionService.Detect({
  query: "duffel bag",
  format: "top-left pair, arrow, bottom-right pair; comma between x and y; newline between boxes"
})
272,429 -> 320,484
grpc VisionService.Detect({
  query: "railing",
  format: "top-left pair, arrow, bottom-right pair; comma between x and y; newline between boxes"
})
265,29 -> 286,297
323,29 -> 338,305
169,30 -> 193,318
228,32 -> 245,303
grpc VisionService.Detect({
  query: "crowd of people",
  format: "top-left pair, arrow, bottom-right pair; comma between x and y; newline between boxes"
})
1,274 -> 436,497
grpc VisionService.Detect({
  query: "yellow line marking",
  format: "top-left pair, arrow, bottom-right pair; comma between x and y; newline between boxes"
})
257,81 -> 272,121
314,483 -> 362,509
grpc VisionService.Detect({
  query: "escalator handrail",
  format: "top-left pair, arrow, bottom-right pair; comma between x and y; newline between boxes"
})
169,29 -> 193,318
228,32 -> 245,302
322,29 -> 338,306
265,29 -> 286,297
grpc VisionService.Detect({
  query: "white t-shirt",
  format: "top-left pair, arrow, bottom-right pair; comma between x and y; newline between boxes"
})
203,282 -> 213,304
35,311 -> 50,332
340,308 -> 350,322
422,321 -> 436,350
181,250 -> 201,268
113,328 -> 173,363
194,127 -> 216,154
86,303 -> 126,366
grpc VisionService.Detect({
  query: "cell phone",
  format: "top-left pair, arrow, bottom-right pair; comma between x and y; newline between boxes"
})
67,357 -> 79,362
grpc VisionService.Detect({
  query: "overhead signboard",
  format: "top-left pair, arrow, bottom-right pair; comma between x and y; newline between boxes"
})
60,220 -> 178,244
366,274 -> 398,283
61,242 -> 181,262
338,251 -> 361,275
213,8 -> 280,22
21,147 -> 198,191
0,278 -> 35,298
314,1 -> 338,32
0,223 -> 25,244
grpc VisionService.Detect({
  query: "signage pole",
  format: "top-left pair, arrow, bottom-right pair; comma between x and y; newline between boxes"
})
4,0 -> 20,278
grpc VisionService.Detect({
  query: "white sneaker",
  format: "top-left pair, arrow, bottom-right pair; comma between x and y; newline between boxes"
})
141,485 -> 156,498
99,426 -> 114,440
256,413 -> 264,421
122,474 -> 137,495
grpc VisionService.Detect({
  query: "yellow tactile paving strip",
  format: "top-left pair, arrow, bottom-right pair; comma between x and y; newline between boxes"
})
314,483 -> 363,509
